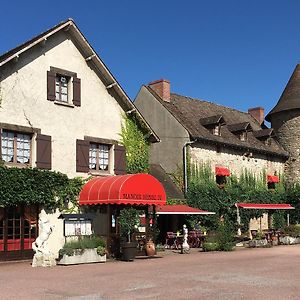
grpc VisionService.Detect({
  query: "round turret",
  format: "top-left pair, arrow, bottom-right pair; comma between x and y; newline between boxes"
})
266,64 -> 300,184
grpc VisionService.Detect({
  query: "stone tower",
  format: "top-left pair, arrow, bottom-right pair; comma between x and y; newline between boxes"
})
266,64 -> 300,185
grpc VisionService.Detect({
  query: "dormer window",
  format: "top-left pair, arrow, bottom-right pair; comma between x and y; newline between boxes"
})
253,128 -> 274,145
200,115 -> 225,137
228,122 -> 252,142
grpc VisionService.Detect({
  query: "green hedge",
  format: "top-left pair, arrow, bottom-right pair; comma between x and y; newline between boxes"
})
0,166 -> 85,209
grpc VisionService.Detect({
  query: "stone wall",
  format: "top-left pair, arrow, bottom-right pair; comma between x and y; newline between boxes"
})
271,110 -> 300,185
189,141 -> 285,178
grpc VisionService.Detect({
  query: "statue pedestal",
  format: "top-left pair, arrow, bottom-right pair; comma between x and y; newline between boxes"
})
32,253 -> 56,267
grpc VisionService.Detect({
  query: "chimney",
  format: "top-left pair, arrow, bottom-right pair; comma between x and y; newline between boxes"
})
148,79 -> 170,102
248,107 -> 264,125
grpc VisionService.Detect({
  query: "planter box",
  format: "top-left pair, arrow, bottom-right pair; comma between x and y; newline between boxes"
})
57,248 -> 106,265
248,239 -> 268,248
279,236 -> 300,245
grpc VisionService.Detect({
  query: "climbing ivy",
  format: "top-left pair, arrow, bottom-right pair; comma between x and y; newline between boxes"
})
186,163 -> 290,230
120,114 -> 150,174
0,166 -> 85,210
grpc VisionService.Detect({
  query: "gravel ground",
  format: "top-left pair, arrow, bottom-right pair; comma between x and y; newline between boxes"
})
1,245 -> 300,300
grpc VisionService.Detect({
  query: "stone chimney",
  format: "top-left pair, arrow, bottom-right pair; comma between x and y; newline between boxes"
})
148,79 -> 170,102
248,107 -> 264,125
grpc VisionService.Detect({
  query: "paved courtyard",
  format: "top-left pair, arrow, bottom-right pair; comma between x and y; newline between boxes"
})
1,245 -> 300,300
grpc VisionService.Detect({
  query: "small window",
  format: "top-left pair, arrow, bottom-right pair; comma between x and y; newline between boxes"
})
216,175 -> 227,186
1,130 -> 31,164
55,75 -> 70,102
212,125 -> 221,136
89,143 -> 110,171
239,131 -> 247,141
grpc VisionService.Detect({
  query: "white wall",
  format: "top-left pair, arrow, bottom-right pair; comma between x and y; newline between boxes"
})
0,31 -> 126,257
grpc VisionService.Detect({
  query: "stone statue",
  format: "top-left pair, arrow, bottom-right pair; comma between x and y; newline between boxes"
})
32,211 -> 56,267
181,224 -> 190,254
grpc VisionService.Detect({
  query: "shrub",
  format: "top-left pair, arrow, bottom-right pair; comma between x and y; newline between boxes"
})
202,242 -> 219,252
215,223 -> 235,251
59,236 -> 106,257
283,225 -> 300,237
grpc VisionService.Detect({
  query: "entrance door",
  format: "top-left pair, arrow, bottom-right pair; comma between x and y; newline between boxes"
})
0,206 -> 38,261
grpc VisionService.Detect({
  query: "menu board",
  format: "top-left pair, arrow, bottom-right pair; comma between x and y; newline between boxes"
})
64,220 -> 92,236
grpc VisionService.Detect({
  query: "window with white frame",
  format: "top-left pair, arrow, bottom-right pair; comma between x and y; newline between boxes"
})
55,74 -> 69,102
1,131 -> 31,164
89,143 -> 110,171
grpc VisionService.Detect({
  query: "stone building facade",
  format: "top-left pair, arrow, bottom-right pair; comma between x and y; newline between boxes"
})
135,80 -> 288,182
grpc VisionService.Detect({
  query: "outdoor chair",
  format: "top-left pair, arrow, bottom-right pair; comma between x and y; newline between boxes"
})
165,232 -> 177,249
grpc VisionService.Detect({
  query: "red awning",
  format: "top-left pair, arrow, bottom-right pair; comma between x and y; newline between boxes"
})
236,203 -> 294,210
267,175 -> 280,183
156,204 -> 215,215
79,174 -> 166,206
215,167 -> 230,176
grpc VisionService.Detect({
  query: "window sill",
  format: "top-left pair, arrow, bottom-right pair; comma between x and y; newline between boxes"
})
3,162 -> 31,169
54,100 -> 75,108
88,171 -> 112,177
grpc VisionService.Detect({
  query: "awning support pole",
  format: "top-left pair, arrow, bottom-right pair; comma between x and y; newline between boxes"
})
287,213 -> 290,227
236,206 -> 241,236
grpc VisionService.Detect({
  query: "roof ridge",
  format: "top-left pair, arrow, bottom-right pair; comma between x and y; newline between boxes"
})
170,92 -> 252,117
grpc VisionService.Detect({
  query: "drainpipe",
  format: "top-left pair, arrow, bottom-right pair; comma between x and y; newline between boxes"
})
183,140 -> 196,195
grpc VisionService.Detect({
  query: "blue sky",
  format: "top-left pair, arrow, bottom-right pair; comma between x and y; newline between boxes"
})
1,1 -> 300,118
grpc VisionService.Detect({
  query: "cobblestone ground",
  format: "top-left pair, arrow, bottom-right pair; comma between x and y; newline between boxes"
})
1,245 -> 300,300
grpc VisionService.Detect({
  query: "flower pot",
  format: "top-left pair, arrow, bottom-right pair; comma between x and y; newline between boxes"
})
145,240 -> 156,256
121,242 -> 137,261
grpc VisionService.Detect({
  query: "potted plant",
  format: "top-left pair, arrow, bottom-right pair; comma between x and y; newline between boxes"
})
57,236 -> 107,265
118,207 -> 140,261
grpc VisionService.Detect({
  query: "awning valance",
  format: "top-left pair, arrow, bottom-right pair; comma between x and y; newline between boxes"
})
236,203 -> 294,210
267,175 -> 280,183
215,167 -> 230,176
156,204 -> 215,215
79,174 -> 166,206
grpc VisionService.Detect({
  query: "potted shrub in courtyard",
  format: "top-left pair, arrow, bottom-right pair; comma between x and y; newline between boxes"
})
118,207 -> 140,261
57,236 -> 107,265
248,231 -> 268,248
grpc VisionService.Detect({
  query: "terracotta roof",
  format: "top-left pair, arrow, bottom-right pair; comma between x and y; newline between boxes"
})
146,86 -> 288,158
0,19 -> 159,143
266,64 -> 300,121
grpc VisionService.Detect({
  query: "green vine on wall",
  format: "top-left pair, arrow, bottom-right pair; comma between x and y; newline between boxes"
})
0,166 -> 85,210
120,114 -> 150,174
186,163 -> 292,230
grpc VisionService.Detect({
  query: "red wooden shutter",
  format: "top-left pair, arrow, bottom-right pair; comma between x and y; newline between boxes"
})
73,77 -> 81,106
114,145 -> 126,175
76,139 -> 89,172
47,71 -> 56,101
36,134 -> 52,169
